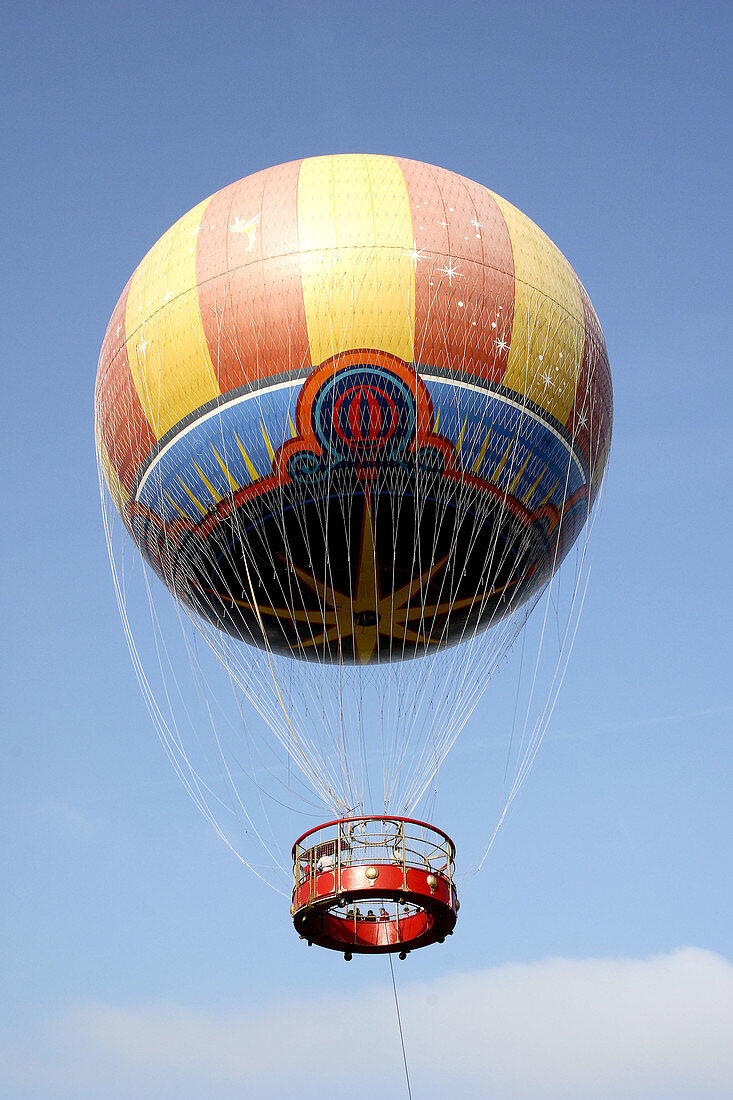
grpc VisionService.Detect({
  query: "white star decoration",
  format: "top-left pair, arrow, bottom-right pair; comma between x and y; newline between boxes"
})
495,337 -> 509,352
469,217 -> 484,232
439,260 -> 462,284
401,242 -> 427,269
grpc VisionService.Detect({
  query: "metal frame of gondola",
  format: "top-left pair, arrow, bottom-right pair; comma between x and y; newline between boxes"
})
291,815 -> 458,958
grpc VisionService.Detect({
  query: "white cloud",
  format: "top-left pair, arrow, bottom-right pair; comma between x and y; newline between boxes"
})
3,948 -> 732,1099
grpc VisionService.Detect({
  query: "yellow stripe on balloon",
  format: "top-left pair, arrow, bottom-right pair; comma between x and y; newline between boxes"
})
125,199 -> 220,438
297,155 -> 415,366
492,194 -> 585,425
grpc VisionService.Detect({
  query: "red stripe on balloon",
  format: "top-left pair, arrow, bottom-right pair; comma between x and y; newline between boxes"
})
395,158 -> 515,382
95,275 -> 157,493
566,279 -> 613,481
197,159 -> 310,396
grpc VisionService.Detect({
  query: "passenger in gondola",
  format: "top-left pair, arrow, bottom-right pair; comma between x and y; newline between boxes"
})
379,907 -> 389,922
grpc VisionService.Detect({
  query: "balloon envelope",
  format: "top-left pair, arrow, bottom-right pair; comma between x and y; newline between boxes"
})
95,155 -> 612,666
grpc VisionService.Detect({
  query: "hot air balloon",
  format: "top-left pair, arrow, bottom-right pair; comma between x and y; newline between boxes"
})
96,155 -> 612,958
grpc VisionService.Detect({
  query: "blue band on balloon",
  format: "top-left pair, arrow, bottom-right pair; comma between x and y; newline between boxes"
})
135,372 -> 586,525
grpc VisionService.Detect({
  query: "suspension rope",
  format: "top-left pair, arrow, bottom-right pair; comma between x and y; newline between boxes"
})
389,954 -> 413,1100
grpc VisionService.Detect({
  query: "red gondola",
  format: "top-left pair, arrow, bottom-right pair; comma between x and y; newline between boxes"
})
292,816 -> 457,959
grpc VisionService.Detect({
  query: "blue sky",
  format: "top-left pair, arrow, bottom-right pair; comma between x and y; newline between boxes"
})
2,2 -> 731,1096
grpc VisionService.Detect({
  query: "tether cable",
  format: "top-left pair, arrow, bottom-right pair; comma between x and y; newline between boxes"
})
389,954 -> 413,1099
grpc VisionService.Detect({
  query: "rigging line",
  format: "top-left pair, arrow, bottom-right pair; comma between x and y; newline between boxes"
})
402,563 -> 537,811
240,551 -> 349,813
170,597 -> 292,868
466,476 -> 606,879
505,420 -> 577,781
99,485 -> 288,896
509,489 -> 599,795
181,570 -> 328,790
217,652 -> 327,814
469,552 -> 595,878
504,624 -> 527,782
140,562 -> 287,875
201,691 -> 289,876
389,953 -> 413,1100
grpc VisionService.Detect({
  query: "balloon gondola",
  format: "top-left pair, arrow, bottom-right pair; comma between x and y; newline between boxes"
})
291,816 -> 457,958
95,155 -> 612,954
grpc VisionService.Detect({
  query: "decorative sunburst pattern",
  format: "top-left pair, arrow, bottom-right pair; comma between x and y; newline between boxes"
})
195,492 -> 524,665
